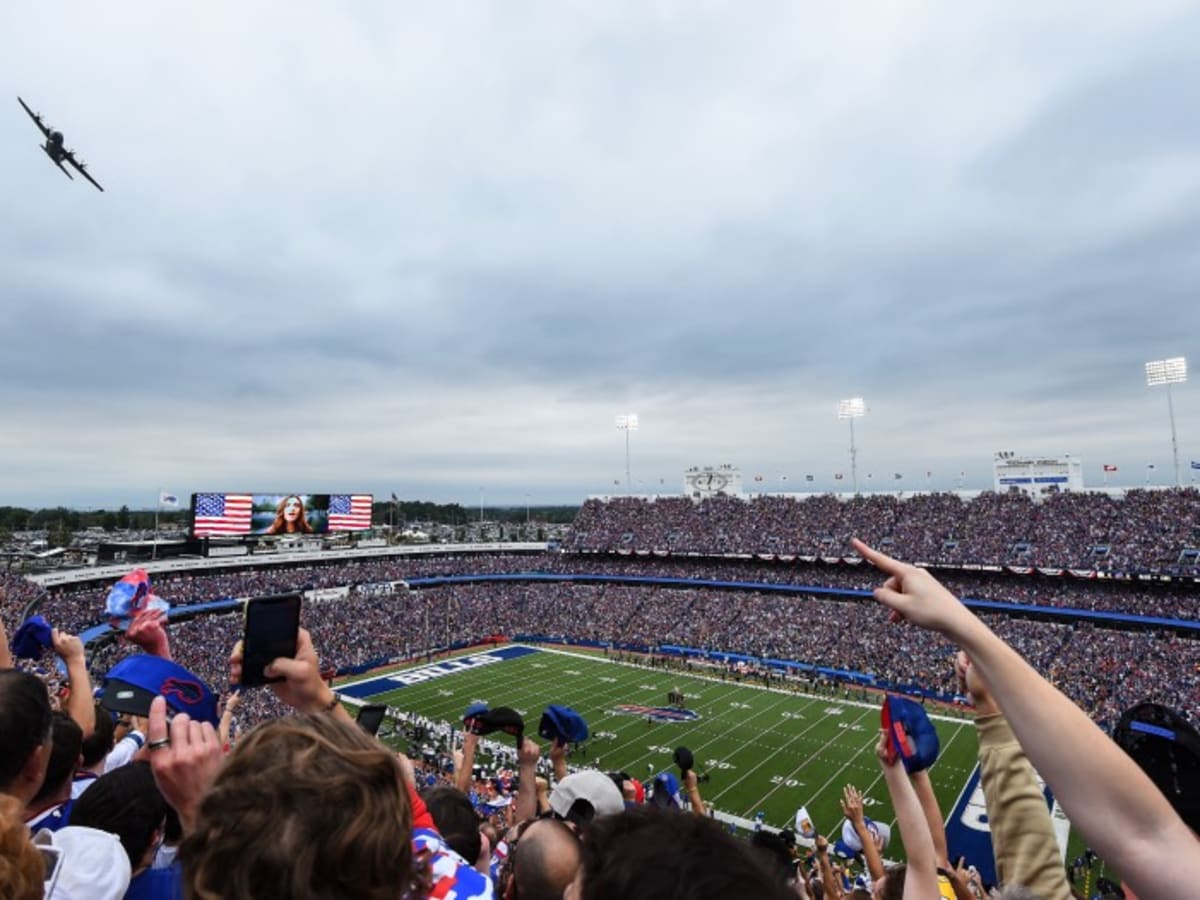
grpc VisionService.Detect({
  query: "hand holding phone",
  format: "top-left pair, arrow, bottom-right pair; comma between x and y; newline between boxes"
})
356,704 -> 387,737
240,594 -> 302,688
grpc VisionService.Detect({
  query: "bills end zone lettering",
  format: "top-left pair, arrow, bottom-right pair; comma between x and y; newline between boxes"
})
614,704 -> 701,723
340,645 -> 538,699
946,764 -> 1067,888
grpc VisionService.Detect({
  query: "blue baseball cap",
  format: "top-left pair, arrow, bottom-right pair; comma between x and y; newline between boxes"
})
101,655 -> 218,726
539,704 -> 589,744
11,615 -> 53,660
649,771 -> 681,808
882,695 -> 940,774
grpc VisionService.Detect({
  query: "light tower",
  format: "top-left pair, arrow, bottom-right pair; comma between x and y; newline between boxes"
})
837,398 -> 866,494
615,414 -> 639,491
1145,357 -> 1187,488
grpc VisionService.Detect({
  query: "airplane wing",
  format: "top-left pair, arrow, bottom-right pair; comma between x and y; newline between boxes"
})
63,149 -> 104,192
17,96 -> 51,138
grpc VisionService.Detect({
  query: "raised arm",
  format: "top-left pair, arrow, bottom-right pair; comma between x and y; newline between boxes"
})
841,783 -> 885,882
957,652 -> 1072,900
549,737 -> 568,783
52,629 -> 95,738
514,736 -> 542,823
683,769 -> 706,816
454,730 -> 479,794
875,731 -> 941,900
814,834 -> 844,900
908,770 -> 950,868
853,538 -> 1200,896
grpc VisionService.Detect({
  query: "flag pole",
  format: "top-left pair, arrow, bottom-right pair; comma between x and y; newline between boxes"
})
153,490 -> 160,561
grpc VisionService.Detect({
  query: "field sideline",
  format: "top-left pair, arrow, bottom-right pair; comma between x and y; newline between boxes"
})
338,643 -> 983,858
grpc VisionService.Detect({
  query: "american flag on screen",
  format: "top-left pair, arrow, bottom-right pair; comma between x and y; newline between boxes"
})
192,493 -> 253,536
328,494 -> 373,531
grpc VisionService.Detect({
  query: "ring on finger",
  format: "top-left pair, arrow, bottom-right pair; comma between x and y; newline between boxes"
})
148,737 -> 171,751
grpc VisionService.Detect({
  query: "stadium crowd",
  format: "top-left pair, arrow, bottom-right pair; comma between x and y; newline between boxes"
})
16,544 -> 1200,646
569,489 -> 1200,575
2,488 -> 1199,899
3,540 -> 1197,899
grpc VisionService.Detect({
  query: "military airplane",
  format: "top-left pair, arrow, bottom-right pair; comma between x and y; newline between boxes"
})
17,97 -> 104,192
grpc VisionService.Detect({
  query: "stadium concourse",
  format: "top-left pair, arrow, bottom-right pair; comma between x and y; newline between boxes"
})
2,488 -> 1198,898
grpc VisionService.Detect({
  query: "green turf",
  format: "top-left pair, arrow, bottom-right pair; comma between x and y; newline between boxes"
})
342,644 -> 980,858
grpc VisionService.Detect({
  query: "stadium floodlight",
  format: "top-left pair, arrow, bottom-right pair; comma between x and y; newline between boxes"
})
1145,357 -> 1187,487
837,398 -> 866,494
616,414 -> 639,491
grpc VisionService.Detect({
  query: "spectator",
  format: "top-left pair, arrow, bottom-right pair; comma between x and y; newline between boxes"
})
565,805 -> 794,900
853,538 -> 1200,898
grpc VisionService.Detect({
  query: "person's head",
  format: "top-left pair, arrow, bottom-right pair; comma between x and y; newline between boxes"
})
872,863 -> 907,900
748,830 -> 797,887
0,795 -> 43,900
182,714 -> 413,900
0,671 -> 54,804
566,806 -> 794,900
30,712 -> 82,807
504,817 -> 580,900
271,496 -> 312,534
80,705 -> 115,770
69,761 -> 166,876
421,785 -> 482,865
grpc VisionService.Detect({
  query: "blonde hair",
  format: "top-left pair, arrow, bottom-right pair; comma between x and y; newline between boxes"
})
0,795 -> 43,900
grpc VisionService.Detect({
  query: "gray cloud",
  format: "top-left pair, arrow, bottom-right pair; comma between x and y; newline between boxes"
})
1,1 -> 1198,508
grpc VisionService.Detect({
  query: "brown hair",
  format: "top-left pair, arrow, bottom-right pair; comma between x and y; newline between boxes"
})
875,863 -> 907,900
182,714 -> 413,900
0,795 -> 43,900
266,495 -> 314,535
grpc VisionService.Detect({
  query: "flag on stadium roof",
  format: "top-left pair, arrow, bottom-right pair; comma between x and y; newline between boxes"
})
893,473 -> 902,480
834,473 -> 844,480
193,493 -> 253,536
1192,460 -> 1200,470
805,475 -> 814,482
328,494 -> 373,531
1147,463 -> 1156,469
158,491 -> 179,509
1103,464 -> 1117,472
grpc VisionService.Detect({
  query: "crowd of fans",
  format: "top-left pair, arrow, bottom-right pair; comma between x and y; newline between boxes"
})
2,490 -> 1199,898
4,538 -> 1197,898
568,489 -> 1200,575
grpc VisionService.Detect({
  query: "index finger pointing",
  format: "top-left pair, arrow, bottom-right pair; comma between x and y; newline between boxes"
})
851,538 -> 907,575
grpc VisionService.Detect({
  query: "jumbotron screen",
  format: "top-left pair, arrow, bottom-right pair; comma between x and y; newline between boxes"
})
190,493 -> 373,537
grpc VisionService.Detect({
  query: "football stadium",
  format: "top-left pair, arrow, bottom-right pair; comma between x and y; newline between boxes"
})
4,485 -> 1198,897
6,4 -> 1200,899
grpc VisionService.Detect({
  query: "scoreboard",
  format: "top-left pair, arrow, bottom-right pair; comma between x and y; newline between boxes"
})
992,452 -> 1083,495
683,465 -> 743,499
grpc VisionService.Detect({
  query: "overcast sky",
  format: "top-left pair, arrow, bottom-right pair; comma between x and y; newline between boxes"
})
2,1 -> 1199,508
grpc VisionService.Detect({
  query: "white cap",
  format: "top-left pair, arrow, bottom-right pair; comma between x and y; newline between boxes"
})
549,770 -> 625,821
39,825 -> 132,900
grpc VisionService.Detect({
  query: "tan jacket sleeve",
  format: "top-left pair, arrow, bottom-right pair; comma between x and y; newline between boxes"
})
976,713 -> 1072,900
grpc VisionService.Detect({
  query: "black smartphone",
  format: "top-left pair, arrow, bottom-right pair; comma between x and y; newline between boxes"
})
241,593 -> 301,687
356,704 -> 387,737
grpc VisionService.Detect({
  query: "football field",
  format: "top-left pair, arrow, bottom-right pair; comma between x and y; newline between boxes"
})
339,643 -> 981,857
